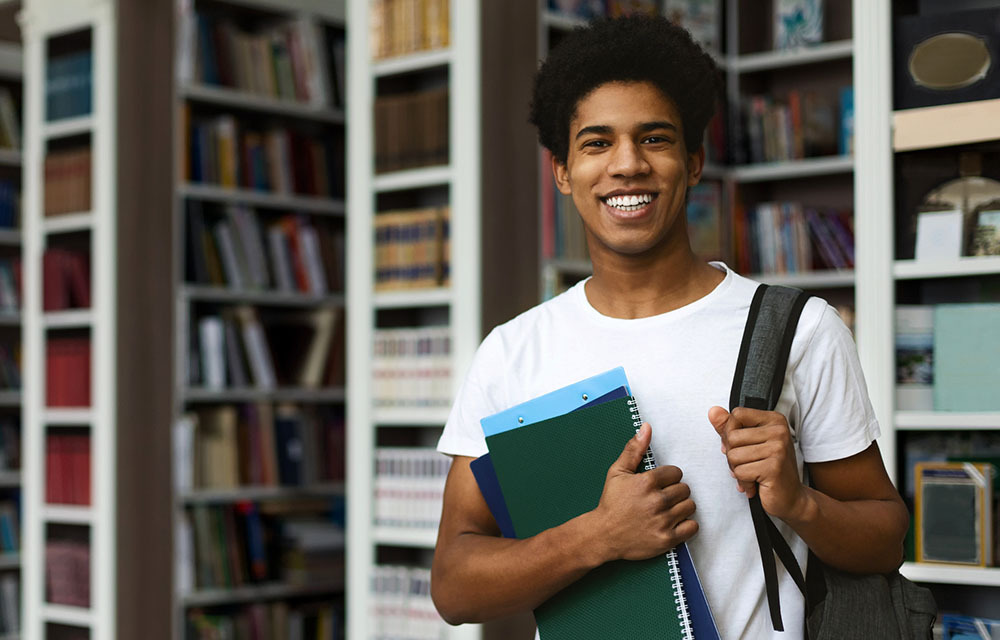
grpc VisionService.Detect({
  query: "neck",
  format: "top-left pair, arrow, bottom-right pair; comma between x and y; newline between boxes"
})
584,244 -> 724,319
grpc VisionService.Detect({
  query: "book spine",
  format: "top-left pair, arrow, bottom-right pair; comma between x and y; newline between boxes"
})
628,396 -> 693,640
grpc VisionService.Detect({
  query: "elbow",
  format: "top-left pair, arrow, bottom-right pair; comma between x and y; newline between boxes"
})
430,562 -> 475,626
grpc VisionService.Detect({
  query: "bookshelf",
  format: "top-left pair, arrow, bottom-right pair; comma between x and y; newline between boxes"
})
347,1 -> 539,638
538,1 -> 857,313
853,0 -> 1000,619
172,0 -> 349,637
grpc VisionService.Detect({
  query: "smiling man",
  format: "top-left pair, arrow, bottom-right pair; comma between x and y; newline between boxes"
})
430,15 -> 908,639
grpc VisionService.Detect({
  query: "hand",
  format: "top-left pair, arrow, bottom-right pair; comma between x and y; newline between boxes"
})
592,423 -> 698,562
708,406 -> 808,522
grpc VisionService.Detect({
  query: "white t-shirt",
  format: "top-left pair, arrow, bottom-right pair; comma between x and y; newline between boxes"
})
436,262 -> 880,639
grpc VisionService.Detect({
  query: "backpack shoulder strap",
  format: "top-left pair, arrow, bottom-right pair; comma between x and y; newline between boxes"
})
730,283 -> 812,632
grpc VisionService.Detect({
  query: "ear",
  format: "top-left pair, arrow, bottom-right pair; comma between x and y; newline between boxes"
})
551,153 -> 572,196
687,146 -> 705,187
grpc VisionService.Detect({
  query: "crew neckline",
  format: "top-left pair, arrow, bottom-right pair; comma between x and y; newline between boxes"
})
570,261 -> 734,328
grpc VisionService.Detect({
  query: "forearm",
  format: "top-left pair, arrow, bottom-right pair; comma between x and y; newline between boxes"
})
783,485 -> 909,574
431,510 -> 608,624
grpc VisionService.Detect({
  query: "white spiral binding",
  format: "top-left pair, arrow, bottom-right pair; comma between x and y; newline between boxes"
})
629,396 -> 694,640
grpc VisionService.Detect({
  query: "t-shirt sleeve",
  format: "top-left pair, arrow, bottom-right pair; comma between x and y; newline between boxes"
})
792,301 -> 881,463
436,328 -> 508,458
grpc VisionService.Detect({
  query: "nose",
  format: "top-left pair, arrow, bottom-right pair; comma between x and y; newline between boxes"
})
607,138 -> 650,177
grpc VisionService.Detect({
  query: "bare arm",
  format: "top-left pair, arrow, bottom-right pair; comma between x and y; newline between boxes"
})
430,424 -> 698,625
710,406 -> 909,574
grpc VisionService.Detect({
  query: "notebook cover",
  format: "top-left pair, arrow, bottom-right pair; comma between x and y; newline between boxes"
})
486,396 -> 690,640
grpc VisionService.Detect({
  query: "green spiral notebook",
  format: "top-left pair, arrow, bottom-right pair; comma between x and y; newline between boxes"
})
485,395 -> 692,640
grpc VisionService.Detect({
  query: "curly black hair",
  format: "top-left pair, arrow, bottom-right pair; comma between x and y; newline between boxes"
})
530,14 -> 721,164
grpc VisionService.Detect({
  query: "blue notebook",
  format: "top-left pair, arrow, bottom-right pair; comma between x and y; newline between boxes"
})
473,368 -> 719,640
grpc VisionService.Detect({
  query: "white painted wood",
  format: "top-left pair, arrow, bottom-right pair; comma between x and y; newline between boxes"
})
729,155 -> 854,182
894,257 -> 1000,279
372,48 -> 452,77
373,287 -> 452,309
372,407 -> 451,427
372,526 -> 438,549
895,411 -> 1000,430
893,99 -> 1000,151
900,562 -> 1000,587
181,83 -> 346,122
733,39 -> 853,73
179,182 -> 346,214
372,165 -> 452,192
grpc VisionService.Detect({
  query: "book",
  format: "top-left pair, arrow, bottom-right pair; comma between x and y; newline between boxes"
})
664,0 -> 721,53
480,367 -> 715,640
686,182 -> 723,261
915,461 -> 993,566
773,0 -> 823,50
895,305 -> 934,411
932,304 -> 1000,411
971,209 -> 1000,256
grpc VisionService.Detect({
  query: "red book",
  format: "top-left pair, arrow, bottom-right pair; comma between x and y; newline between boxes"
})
45,435 -> 61,503
46,338 -> 91,407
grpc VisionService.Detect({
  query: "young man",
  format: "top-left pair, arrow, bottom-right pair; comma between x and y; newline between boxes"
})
431,14 -> 908,639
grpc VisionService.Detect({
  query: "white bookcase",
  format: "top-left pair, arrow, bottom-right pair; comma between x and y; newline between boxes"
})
853,0 -> 1000,606
21,0 -> 116,637
171,0 -> 349,638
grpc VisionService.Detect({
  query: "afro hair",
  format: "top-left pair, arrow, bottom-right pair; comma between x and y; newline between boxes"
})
530,14 -> 721,164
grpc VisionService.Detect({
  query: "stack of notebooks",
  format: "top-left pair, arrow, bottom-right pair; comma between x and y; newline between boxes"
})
472,367 -> 719,640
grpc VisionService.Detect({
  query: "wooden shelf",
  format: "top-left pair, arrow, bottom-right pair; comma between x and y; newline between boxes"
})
0,149 -> 20,166
182,285 -> 345,307
178,183 -> 346,215
0,471 -> 20,487
755,270 -> 855,289
372,48 -> 452,77
541,10 -> 588,32
730,155 -> 853,182
217,0 -> 345,21
0,390 -> 20,407
373,287 -> 452,309
0,40 -> 21,79
373,407 -> 451,427
180,483 -> 345,504
895,412 -> 1000,430
42,213 -> 93,235
372,165 -> 452,192
372,526 -> 438,549
894,256 -> 1000,280
732,40 -> 853,73
0,553 -> 19,570
893,99 -> 1000,152
901,562 -> 1000,587
182,386 -> 346,404
181,578 -> 346,608
0,229 -> 19,246
181,83 -> 345,123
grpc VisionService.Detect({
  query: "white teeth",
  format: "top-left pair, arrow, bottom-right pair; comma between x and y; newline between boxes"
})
604,193 -> 653,211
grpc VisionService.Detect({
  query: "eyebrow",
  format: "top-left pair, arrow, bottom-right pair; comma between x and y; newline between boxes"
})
574,121 -> 678,140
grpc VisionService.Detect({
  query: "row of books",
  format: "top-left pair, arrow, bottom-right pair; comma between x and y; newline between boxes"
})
44,248 -> 89,311
0,257 -> 20,313
372,326 -> 451,409
373,447 -> 450,530
0,573 -> 16,635
737,88 -> 852,165
182,501 -> 344,591
44,147 -> 91,216
374,88 -> 448,174
185,113 -> 343,199
0,180 -> 19,229
0,419 -> 19,470
0,88 -> 20,150
732,202 -> 855,276
895,304 -> 1000,412
46,50 -> 92,122
46,537 -> 90,607
369,0 -> 450,60
187,204 -> 345,295
371,565 -> 447,640
45,432 -> 89,506
374,206 -> 450,291
187,601 -> 343,640
0,501 -> 17,553
175,404 -> 345,491
185,11 -> 337,108
46,337 -> 89,408
541,185 -> 589,262
192,306 -> 344,391
547,0 -> 658,19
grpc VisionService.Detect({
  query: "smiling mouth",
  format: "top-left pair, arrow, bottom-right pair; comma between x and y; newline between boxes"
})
601,192 -> 658,213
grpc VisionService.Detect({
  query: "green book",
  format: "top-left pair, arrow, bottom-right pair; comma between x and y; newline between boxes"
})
933,304 -> 1000,411
485,396 -> 691,640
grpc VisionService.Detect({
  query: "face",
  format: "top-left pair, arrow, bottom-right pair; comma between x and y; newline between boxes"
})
552,81 -> 703,260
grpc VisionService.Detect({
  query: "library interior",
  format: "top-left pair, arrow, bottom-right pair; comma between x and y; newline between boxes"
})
0,0 -> 997,638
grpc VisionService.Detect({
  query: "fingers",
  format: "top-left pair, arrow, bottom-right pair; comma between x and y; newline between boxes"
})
647,464 -> 683,489
609,422 -> 651,475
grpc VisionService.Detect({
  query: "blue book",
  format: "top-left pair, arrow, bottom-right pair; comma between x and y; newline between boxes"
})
474,368 -> 720,640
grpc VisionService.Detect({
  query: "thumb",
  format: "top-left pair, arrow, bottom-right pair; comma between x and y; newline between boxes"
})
708,406 -> 730,435
610,422 -> 651,475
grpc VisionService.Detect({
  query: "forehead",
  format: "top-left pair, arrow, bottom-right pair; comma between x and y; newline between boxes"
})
570,81 -> 682,131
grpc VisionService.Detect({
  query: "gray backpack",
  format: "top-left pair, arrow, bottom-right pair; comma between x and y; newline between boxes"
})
731,284 -> 938,640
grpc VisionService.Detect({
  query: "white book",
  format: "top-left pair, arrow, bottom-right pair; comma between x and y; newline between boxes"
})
173,414 -> 196,493
236,306 -> 276,389
298,221 -> 328,295
228,205 -> 270,289
291,17 -> 331,107
300,308 -> 337,388
175,515 -> 195,596
213,221 -> 246,289
197,316 -> 226,389
175,0 -> 196,84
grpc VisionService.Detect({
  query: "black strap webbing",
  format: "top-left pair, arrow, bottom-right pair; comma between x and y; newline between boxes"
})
730,284 -> 811,632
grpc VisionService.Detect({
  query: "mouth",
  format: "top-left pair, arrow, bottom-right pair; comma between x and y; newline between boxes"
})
600,191 -> 658,214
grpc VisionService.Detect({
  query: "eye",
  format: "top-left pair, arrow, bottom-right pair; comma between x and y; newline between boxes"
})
642,135 -> 671,144
582,139 -> 610,148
